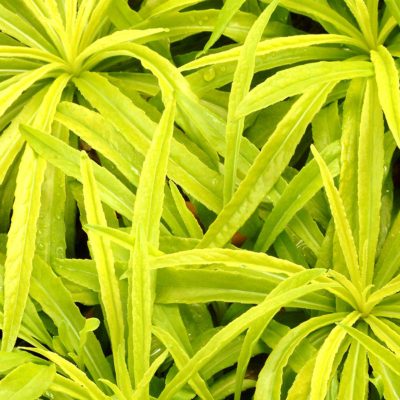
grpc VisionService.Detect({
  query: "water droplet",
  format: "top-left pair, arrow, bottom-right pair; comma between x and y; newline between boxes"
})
56,247 -> 64,258
38,243 -> 44,249
220,66 -> 227,73
203,67 -> 216,82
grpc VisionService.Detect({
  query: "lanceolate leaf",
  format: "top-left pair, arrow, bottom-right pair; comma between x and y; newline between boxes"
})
339,79 -> 366,240
339,325 -> 400,375
159,269 -> 329,400
357,79 -> 384,286
200,0 -> 247,55
337,339 -> 368,400
375,210 -> 400,287
311,145 -> 362,289
20,124 -> 135,219
199,83 -> 335,248
261,0 -> 366,43
74,72 -> 222,211
182,34 -> 364,71
0,362 -> 56,400
80,152 -> 131,396
254,312 -> 348,400
152,326 -> 214,400
384,0 -> 400,24
371,45 -> 400,148
224,0 -> 279,203
310,312 -> 360,400
30,257 -> 114,384
369,353 -> 400,400
1,147 -> 46,352
255,141 -> 340,252
55,101 -> 142,186
0,88 -> 47,185
237,61 -> 373,117
128,99 -> 176,392
0,64 -> 61,120
23,348 -> 110,400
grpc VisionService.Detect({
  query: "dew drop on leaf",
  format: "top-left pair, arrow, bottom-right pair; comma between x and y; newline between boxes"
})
56,247 -> 64,258
203,67 -> 216,82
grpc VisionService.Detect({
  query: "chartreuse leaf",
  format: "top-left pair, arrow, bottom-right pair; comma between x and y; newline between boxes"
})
366,275 -> 400,310
371,45 -> 400,148
0,87 -> 47,185
200,0 -> 247,55
18,0 -> 65,58
86,43 -> 221,171
128,99 -> 176,393
152,248 -> 303,275
20,124 -> 135,219
169,182 -> 203,239
30,256 -> 114,385
0,3 -> 56,51
1,147 -> 46,352
236,61 -> 373,117
255,141 -> 340,252
261,0 -> 366,44
0,350 -> 36,374
132,350 -> 168,400
366,316 -> 400,356
34,76 -> 72,266
210,371 -> 255,400
224,0 -> 279,203
311,145 -> 362,290
182,34 -> 363,71
76,28 -> 167,62
357,79 -> 384,286
74,72 -> 221,212
80,152 -> 131,397
50,373 -> 94,400
337,338 -> 368,399
254,312 -> 348,400
140,0 -> 206,19
375,210 -> 400,287
343,0 -> 376,48
369,353 -> 400,400
155,267 -> 333,312
159,269 -> 329,400
234,243 -> 308,400
0,362 -> 55,400
79,0 -> 113,51
55,101 -> 142,186
23,348 -> 109,400
383,0 -> 400,25
0,64 -> 61,120
199,83 -> 335,248
0,257 -> 53,348
312,102 -> 341,151
287,357 -> 316,400
152,326 -> 213,400
130,98 -> 175,244
339,79 -> 366,240
107,0 -> 141,29
339,325 -> 400,375
310,312 -> 360,400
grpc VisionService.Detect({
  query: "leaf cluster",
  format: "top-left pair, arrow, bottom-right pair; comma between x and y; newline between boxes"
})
0,0 -> 400,399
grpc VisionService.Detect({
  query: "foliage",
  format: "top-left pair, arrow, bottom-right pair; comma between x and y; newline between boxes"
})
0,0 -> 400,399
